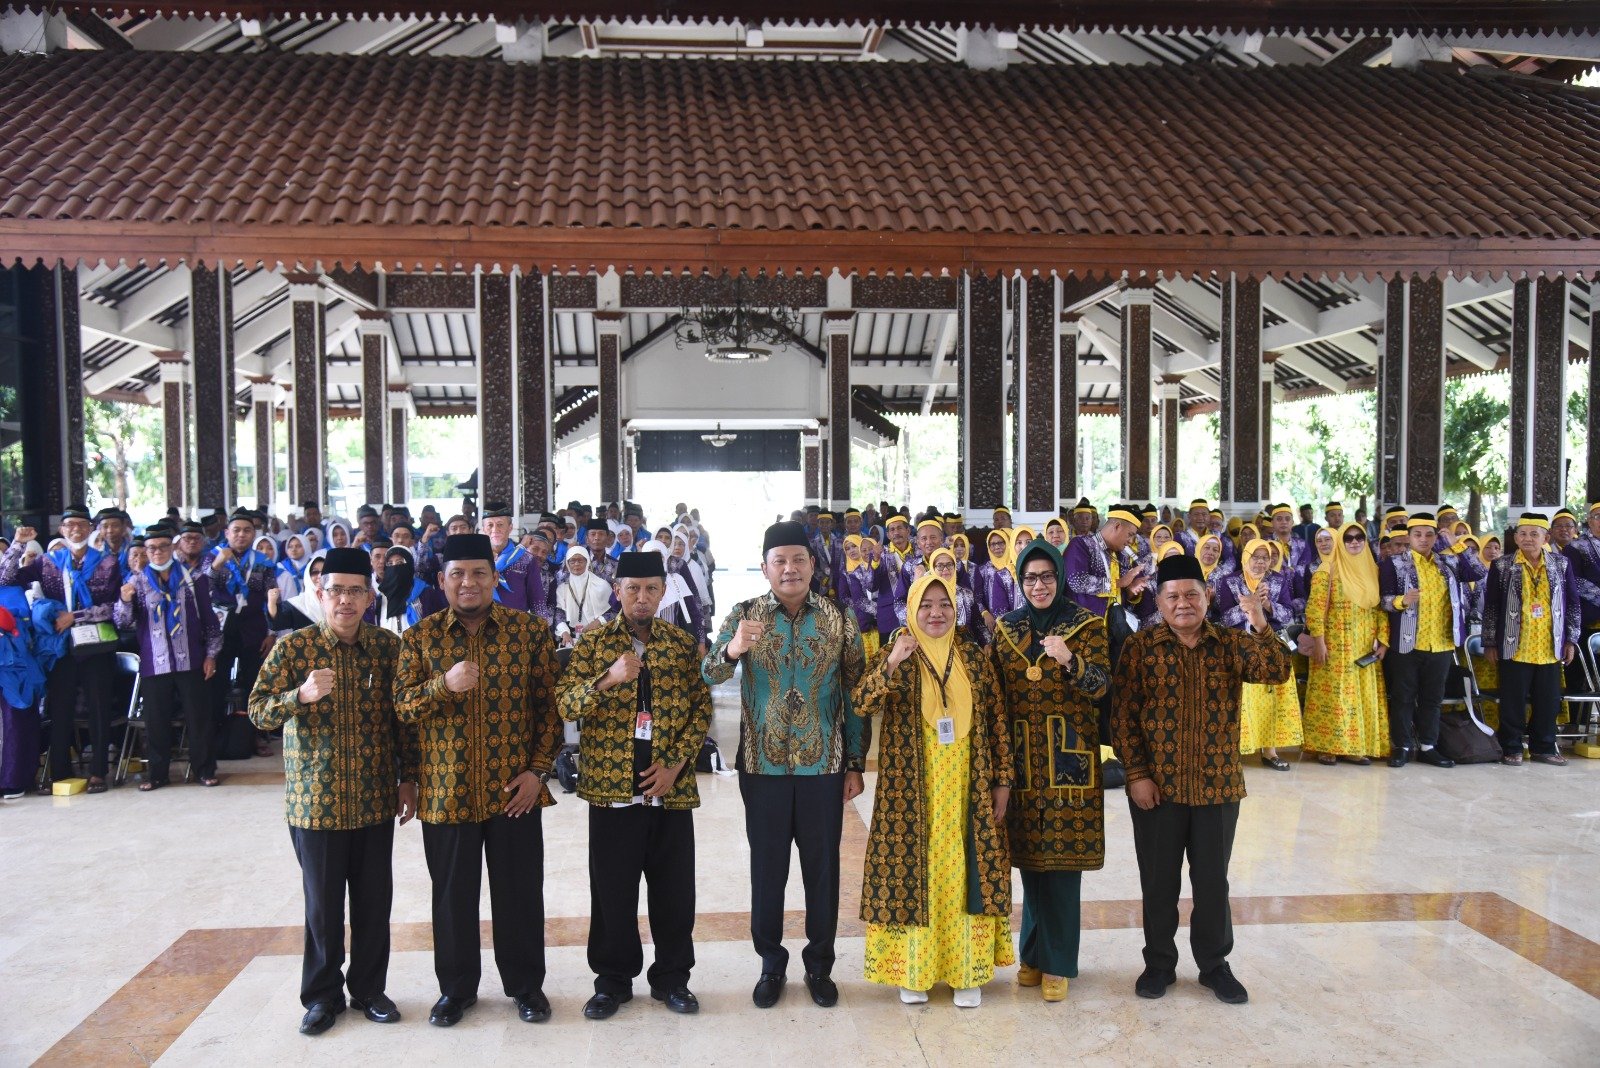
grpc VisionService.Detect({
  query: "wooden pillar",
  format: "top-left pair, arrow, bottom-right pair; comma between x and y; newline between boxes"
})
388,387 -> 410,506
1057,312 -> 1080,507
157,352 -> 191,510
1260,352 -> 1277,497
1377,277 -> 1446,509
517,269 -> 552,512
189,265 -> 236,512
1219,274 -> 1263,512
803,435 -> 821,503
1159,374 -> 1183,502
288,275 -> 326,508
249,378 -> 275,513
1119,282 -> 1154,501
596,311 -> 624,503
961,271 -> 1005,509
358,310 -> 390,509
824,311 -> 853,510
16,263 -> 83,518
1017,273 -> 1057,512
1589,282 -> 1600,503
476,272 -> 515,509
1510,276 -> 1569,511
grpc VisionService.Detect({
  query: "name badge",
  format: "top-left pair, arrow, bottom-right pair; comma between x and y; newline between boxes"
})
1531,604 -> 1545,620
634,708 -> 653,741
936,717 -> 956,745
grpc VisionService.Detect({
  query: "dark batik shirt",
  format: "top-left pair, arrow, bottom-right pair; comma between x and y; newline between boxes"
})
1111,621 -> 1290,806
248,622 -> 419,831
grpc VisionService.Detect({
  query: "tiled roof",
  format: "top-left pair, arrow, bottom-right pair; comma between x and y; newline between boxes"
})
5,52 -> 1599,244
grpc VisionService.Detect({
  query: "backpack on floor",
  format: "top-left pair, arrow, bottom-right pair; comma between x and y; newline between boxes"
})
1437,712 -> 1501,764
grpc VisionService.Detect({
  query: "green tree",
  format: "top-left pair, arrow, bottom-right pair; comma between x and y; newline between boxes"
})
84,398 -> 162,510
1442,380 -> 1509,534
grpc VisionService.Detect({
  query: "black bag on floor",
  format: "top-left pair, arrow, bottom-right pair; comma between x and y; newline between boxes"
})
1438,712 -> 1501,764
695,736 -> 724,773
216,712 -> 257,761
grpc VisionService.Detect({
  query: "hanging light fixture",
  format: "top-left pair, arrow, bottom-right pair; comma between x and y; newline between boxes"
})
700,423 -> 738,448
676,274 -> 801,364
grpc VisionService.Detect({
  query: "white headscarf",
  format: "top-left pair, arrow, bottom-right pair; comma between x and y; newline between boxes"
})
670,526 -> 712,604
556,546 -> 612,634
636,539 -> 693,620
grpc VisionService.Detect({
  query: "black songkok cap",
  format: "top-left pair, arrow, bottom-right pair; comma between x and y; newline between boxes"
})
616,551 -> 666,579
441,533 -> 495,564
763,521 -> 810,554
61,504 -> 92,521
1156,553 -> 1206,587
585,518 -> 611,534
322,547 -> 373,578
227,507 -> 256,525
483,500 -> 514,519
356,505 -> 379,519
179,521 -> 204,535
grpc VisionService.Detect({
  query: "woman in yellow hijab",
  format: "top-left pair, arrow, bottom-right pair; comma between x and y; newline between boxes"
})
840,534 -> 883,659
857,573 -> 1014,1007
984,527 -> 1027,617
1302,522 -> 1388,765
1216,539 -> 1301,769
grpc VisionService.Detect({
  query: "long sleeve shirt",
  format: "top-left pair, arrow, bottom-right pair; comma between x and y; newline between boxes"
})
702,590 -> 867,775
1563,535 -> 1600,630
204,549 -> 276,648
395,604 -> 563,824
1111,622 -> 1291,806
114,567 -> 223,676
248,622 -> 419,831
1481,549 -> 1581,663
0,541 -> 119,624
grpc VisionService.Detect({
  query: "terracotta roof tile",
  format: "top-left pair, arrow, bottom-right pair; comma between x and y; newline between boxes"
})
3,52 -> 1600,244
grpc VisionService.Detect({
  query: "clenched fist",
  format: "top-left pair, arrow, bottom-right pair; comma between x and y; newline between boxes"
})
1402,587 -> 1420,609
13,526 -> 36,546
120,581 -> 139,603
886,632 -> 920,670
298,668 -> 335,704
606,651 -> 643,688
726,619 -> 769,659
444,660 -> 481,694
1040,634 -> 1074,669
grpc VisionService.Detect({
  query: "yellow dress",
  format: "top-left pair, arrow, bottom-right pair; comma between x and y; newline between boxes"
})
863,723 -> 1015,990
1239,676 -> 1303,752
1301,571 -> 1390,757
860,628 -> 880,662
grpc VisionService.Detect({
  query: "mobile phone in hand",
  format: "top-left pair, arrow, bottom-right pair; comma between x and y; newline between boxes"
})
1354,650 -> 1381,668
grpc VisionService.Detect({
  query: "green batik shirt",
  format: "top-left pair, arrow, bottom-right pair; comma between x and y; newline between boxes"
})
702,590 -> 866,775
248,622 -> 420,831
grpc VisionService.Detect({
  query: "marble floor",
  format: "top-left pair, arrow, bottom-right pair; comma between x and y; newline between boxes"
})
3,570 -> 1598,1066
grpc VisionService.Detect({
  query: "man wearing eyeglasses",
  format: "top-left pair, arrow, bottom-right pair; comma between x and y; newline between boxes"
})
249,548 -> 419,1037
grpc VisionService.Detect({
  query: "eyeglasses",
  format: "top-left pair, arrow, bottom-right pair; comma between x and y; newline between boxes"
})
1343,534 -> 1367,544
1020,573 -> 1057,587
323,584 -> 371,601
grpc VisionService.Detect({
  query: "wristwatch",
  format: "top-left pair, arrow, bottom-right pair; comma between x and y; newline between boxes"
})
534,769 -> 553,785
846,760 -> 865,774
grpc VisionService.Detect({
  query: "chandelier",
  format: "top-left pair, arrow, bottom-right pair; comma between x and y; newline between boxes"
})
700,423 -> 738,448
675,275 -> 803,363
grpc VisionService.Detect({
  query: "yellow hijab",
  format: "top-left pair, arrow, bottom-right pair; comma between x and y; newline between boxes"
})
1014,525 -> 1037,548
843,533 -> 865,572
1195,533 -> 1222,579
1327,521 -> 1381,609
986,529 -> 1016,575
949,533 -> 970,563
1156,541 -> 1185,561
1150,524 -> 1173,551
904,573 -> 972,739
1478,535 -> 1500,571
1240,538 -> 1272,593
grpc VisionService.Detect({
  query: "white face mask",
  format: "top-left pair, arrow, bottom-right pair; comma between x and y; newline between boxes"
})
64,537 -> 89,552
149,558 -> 174,572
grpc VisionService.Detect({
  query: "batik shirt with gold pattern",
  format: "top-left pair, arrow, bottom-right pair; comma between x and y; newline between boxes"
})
249,622 -> 419,831
556,614 -> 713,809
1111,622 -> 1291,806
702,591 -> 866,775
991,607 -> 1111,871
395,604 -> 562,824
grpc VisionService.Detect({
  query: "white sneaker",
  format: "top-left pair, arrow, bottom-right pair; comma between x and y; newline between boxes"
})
899,987 -> 929,1004
953,987 -> 981,1008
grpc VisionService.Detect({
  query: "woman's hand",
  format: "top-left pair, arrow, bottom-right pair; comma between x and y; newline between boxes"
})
991,785 -> 1010,823
886,632 -> 919,671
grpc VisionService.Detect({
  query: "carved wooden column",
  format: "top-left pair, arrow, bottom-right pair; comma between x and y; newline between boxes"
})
1119,282 -> 1154,501
249,377 -> 276,513
357,310 -> 390,508
190,265 -> 236,511
961,271 -> 1005,509
1058,312 -> 1080,507
1219,274 -> 1263,512
287,274 -> 327,507
824,310 -> 853,509
476,272 -> 515,509
1017,272 -> 1057,512
1510,276 -> 1569,511
595,311 -> 624,503
157,351 -> 191,510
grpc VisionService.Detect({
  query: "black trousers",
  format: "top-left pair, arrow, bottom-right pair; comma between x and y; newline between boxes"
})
421,812 -> 546,999
1128,799 -> 1239,975
140,669 -> 215,781
1383,648 -> 1453,750
587,805 -> 696,995
739,771 -> 844,977
212,622 -> 264,742
45,651 -> 112,780
289,822 -> 395,1008
1496,659 -> 1564,757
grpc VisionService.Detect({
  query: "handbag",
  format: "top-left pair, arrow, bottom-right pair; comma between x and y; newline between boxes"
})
68,620 -> 121,660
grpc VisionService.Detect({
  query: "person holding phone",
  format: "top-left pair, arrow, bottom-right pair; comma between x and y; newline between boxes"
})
1302,523 -> 1389,766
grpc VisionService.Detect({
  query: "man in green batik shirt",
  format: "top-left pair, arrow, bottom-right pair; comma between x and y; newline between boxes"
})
702,521 -> 866,1012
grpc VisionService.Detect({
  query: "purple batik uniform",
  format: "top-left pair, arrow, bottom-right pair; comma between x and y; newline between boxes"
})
0,542 -> 119,624
1211,571 -> 1294,633
115,566 -> 223,677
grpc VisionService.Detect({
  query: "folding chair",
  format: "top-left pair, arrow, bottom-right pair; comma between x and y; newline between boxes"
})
1563,633 -> 1600,757
112,652 -> 142,785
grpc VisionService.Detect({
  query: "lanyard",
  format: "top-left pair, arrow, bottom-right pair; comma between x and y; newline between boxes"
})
914,641 -> 958,709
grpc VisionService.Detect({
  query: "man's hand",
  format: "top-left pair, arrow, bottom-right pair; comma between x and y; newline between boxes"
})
397,782 -> 418,825
298,668 -> 335,704
843,770 -> 864,803
13,526 -> 35,545
1040,634 -> 1074,669
259,634 -> 276,656
444,660 -> 481,694
1118,567 -> 1142,590
1564,643 -> 1577,666
1128,778 -> 1162,810
604,651 -> 642,690
267,587 -> 281,611
1127,575 -> 1149,598
726,619 -> 768,659
54,612 -> 74,634
211,546 -> 233,570
1402,587 -> 1420,609
638,760 -> 686,798
502,771 -> 543,817
912,563 -> 927,581
886,632 -> 919,671
202,656 -> 216,681
1485,647 -> 1499,664
120,581 -> 138,603
991,785 -> 1010,823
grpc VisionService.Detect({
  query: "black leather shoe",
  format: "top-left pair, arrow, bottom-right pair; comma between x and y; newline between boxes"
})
298,1000 -> 345,1035
752,973 -> 786,1008
428,995 -> 476,1027
1387,747 -> 1412,768
515,991 -> 551,1023
804,972 -> 838,1007
583,991 -> 631,1020
1259,753 -> 1291,771
1416,748 -> 1455,768
350,993 -> 400,1023
1134,968 -> 1176,999
1198,963 -> 1249,1004
651,986 -> 700,1014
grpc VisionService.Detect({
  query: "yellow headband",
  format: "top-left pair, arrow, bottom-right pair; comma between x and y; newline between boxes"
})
1518,517 -> 1551,530
917,519 -> 944,534
1270,505 -> 1293,517
1588,502 -> 1600,515
1106,508 -> 1141,527
886,515 -> 909,527
1406,517 -> 1437,530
